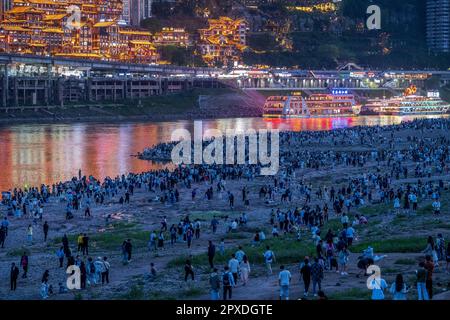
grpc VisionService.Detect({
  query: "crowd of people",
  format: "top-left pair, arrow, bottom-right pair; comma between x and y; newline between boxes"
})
1,118 -> 449,300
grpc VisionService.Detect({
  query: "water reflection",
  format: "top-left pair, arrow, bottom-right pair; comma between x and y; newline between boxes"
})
0,115 -> 446,191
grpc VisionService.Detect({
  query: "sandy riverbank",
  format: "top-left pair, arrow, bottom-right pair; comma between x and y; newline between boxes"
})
1,119 -> 450,300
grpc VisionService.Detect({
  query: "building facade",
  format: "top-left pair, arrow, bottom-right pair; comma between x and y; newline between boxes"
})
198,16 -> 248,67
0,0 -> 159,63
426,0 -> 450,53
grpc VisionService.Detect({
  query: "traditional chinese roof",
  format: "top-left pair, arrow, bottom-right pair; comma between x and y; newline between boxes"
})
129,40 -> 156,48
42,28 -> 64,33
7,6 -> 44,14
94,21 -> 117,28
43,14 -> 67,21
119,29 -> 151,36
29,42 -> 47,47
28,0 -> 68,5
0,25 -> 30,32
55,52 -> 103,58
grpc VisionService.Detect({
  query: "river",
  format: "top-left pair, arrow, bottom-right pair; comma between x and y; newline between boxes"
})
0,115 -> 446,191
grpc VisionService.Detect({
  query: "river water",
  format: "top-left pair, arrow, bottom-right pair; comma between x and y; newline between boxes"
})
0,115 -> 446,191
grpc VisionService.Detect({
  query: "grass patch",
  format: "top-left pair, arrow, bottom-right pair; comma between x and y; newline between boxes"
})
168,236 -> 315,268
51,222 -> 148,251
352,236 -> 427,253
328,288 -> 371,300
224,232 -> 248,240
322,218 -> 342,232
183,287 -> 206,298
120,285 -> 145,300
7,247 -> 30,257
189,210 -> 240,221
147,290 -> 177,300
358,203 -> 391,216
417,204 -> 433,215
394,258 -> 416,265
90,230 -> 148,251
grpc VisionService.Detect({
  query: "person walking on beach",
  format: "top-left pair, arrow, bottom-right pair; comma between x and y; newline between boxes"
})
300,258 -> 312,297
338,245 -> 349,275
101,257 -> 110,285
184,259 -> 194,282
157,231 -> 165,250
186,228 -> 193,248
210,268 -> 221,300
279,265 -> 291,300
389,274 -> 408,300
240,255 -> 251,286
416,262 -> 429,300
0,226 -> 5,248
82,234 -> 89,256
62,234 -> 70,257
124,239 -> 132,262
20,253 -> 29,278
264,246 -> 276,276
77,233 -> 83,253
43,221 -> 49,242
41,270 -> 50,299
369,272 -> 388,300
222,265 -> 235,300
311,257 -> 324,296
2,217 -> 9,236
27,225 -> 33,245
56,247 -> 65,268
228,254 -> 240,284
208,241 -> 216,269
424,255 -> 434,299
149,231 -> 157,251
10,263 -> 19,291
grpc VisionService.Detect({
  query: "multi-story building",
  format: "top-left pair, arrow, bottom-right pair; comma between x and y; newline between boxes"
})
0,0 -> 13,19
0,0 -> 159,63
198,16 -> 248,66
426,0 -> 450,53
123,0 -> 152,27
153,27 -> 189,46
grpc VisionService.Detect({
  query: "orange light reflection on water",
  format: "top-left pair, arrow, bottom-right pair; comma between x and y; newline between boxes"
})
0,115 -> 447,191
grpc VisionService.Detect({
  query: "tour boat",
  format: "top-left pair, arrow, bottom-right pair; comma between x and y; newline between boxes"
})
263,89 -> 361,118
360,86 -> 450,115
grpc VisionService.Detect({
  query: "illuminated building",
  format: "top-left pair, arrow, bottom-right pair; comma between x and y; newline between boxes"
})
426,0 -> 450,52
286,1 -> 338,13
153,27 -> 189,46
198,16 -> 248,67
123,0 -> 152,26
0,0 -> 159,63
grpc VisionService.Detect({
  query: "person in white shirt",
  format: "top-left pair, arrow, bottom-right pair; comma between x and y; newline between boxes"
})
432,200 -> 441,215
228,254 -> 240,284
235,246 -> 246,263
346,226 -> 355,246
369,275 -> 388,300
341,213 -> 349,227
263,246 -> 276,275
278,265 -> 292,300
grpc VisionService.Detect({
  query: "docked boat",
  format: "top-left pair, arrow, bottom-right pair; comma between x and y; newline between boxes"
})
263,89 -> 361,118
360,87 -> 450,115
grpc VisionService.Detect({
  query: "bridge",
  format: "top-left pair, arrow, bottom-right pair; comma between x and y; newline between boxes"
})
0,53 -> 220,76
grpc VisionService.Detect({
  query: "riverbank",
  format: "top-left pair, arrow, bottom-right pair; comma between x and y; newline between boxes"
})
0,88 -> 265,125
1,118 -> 450,300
